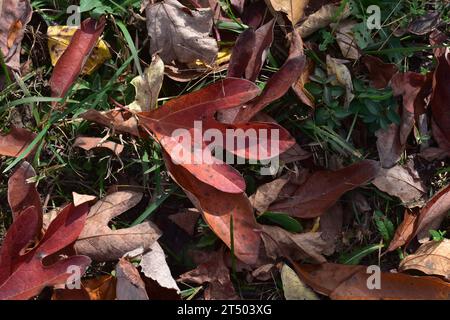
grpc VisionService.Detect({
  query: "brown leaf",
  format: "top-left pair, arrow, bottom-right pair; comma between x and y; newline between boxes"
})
74,191 -> 161,261
168,208 -> 200,236
145,0 -> 218,65
266,0 -> 309,25
399,239 -> 450,280
52,275 -> 117,300
116,258 -> 149,300
293,262 -> 450,299
319,203 -> 343,255
73,136 -> 124,156
261,225 -> 327,263
49,17 -> 106,102
72,192 -> 97,207
362,55 -> 398,89
0,0 -> 32,70
407,11 -> 440,35
7,161 -> 42,221
80,109 -> 140,137
372,165 -> 426,208
227,27 -> 256,79
292,57 -> 315,108
386,208 -> 418,253
164,154 -> 261,265
269,160 -> 380,218
333,20 -> 360,60
178,249 -> 239,300
375,124 -> 403,169
249,175 -> 290,213
0,127 -> 36,158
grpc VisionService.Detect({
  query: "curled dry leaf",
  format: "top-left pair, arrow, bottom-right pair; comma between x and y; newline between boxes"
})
292,57 -> 315,108
362,55 -> 398,89
47,25 -> 111,75
145,0 -> 218,65
372,165 -> 426,208
74,191 -> 161,261
74,136 -> 124,156
227,28 -> 256,79
399,239 -> 450,280
281,263 -> 319,300
249,175 -> 290,213
261,225 -> 327,263
0,127 -> 36,158
126,55 -> 164,112
326,55 -> 354,108
269,160 -> 380,218
139,242 -> 180,294
0,204 -> 91,300
164,154 -> 261,265
49,17 -> 106,102
7,161 -> 41,221
296,3 -> 350,38
293,262 -> 450,300
116,258 -> 149,300
178,249 -> 239,300
333,20 -> 360,60
386,208 -> 418,253
0,0 -> 33,70
80,109 -> 140,137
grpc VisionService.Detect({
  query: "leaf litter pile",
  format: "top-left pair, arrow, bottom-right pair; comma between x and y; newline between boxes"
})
0,0 -> 449,300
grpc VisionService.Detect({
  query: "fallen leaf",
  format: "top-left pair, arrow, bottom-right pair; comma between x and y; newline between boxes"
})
333,20 -> 360,60
372,165 -> 426,207
266,0 -> 308,25
326,55 -> 354,108
249,175 -> 290,213
116,258 -> 149,300
74,191 -> 161,261
80,109 -> 140,137
318,203 -> 343,255
281,263 -> 319,300
7,161 -> 41,221
399,239 -> 450,280
0,0 -> 32,70
139,242 -> 180,294
52,275 -> 116,300
126,55 -> 164,112
0,127 -> 36,158
72,192 -> 97,207
0,204 -> 91,300
227,28 -> 256,79
375,124 -> 403,169
145,0 -> 218,65
293,262 -> 450,299
269,160 -> 380,218
168,208 -> 200,235
386,208 -> 418,253
292,57 -> 315,108
178,249 -> 239,300
164,154 -> 261,265
261,225 -> 327,263
73,136 -> 124,156
296,3 -> 350,38
407,11 -> 440,35
47,25 -> 111,75
362,55 -> 398,89
49,17 -> 106,103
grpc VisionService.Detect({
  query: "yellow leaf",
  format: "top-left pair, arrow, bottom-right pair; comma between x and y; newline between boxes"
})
281,263 -> 319,300
47,25 -> 111,75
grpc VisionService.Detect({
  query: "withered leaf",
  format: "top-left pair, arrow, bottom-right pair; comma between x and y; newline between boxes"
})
116,258 -> 149,300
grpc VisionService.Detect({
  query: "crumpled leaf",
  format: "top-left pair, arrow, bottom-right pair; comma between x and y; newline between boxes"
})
7,161 -> 41,221
372,165 -> 426,208
126,55 -> 164,112
333,20 -> 360,60
116,258 -> 149,300
73,136 -> 124,156
80,109 -> 140,137
49,17 -> 106,103
139,242 -> 180,294
269,160 -> 380,218
326,55 -> 354,108
399,239 -> 450,280
0,204 -> 91,300
386,208 -> 418,253
281,263 -> 319,300
178,249 -> 239,300
407,11 -> 440,35
0,0 -> 32,70
362,55 -> 398,89
145,0 -> 218,65
47,25 -> 111,75
293,262 -> 450,300
296,3 -> 350,38
0,127 -> 36,158
74,191 -> 162,261
265,0 -> 308,25
164,155 -> 261,265
249,175 -> 290,213
261,225 -> 327,263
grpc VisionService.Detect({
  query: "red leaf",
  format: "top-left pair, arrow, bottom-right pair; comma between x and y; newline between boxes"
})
164,153 -> 261,265
0,127 -> 36,158
7,161 -> 42,222
227,28 -> 256,79
362,55 -> 398,89
0,203 -> 91,300
49,17 -> 106,101
269,160 -> 380,218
